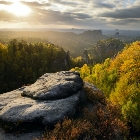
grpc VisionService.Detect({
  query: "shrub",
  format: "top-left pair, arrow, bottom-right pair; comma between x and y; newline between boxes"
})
35,102 -> 128,140
36,118 -> 92,140
83,103 -> 128,140
83,86 -> 106,105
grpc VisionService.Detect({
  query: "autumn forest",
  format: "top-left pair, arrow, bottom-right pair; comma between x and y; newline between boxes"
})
0,30 -> 140,139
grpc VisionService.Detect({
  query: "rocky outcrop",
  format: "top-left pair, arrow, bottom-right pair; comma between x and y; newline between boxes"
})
0,71 -> 126,140
115,32 -> 119,36
0,92 -> 83,125
80,30 -> 102,36
22,71 -> 83,100
0,71 -> 105,128
0,71 -> 84,126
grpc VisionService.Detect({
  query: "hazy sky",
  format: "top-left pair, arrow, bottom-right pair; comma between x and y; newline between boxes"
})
0,0 -> 140,29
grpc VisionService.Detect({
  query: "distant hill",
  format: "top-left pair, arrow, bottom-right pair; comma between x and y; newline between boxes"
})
0,30 -> 107,57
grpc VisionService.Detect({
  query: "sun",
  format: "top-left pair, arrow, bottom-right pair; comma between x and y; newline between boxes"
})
8,2 -> 31,17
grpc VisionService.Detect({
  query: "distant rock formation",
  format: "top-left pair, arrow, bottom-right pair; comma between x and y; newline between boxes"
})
83,49 -> 90,64
80,30 -> 102,36
0,71 -> 103,127
115,32 -> 119,36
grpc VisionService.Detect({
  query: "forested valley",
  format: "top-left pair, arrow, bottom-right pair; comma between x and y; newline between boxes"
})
0,34 -> 127,94
0,30 -> 139,57
0,30 -> 140,139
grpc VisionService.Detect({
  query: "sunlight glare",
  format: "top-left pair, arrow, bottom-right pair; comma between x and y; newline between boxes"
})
8,2 -> 31,17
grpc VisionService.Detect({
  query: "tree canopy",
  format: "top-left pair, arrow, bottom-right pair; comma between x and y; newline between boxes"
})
71,41 -> 140,129
0,39 -> 72,93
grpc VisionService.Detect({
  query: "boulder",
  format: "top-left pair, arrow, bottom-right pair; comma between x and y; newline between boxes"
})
0,92 -> 82,125
0,71 -> 84,126
21,71 -> 83,100
0,89 -> 23,111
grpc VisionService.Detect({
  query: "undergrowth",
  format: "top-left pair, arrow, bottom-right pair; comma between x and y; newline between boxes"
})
34,86 -> 128,140
0,120 -> 44,134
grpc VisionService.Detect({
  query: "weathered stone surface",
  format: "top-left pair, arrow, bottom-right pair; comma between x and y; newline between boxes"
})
84,82 -> 105,104
0,72 -> 104,127
0,71 -> 124,140
0,89 -> 23,111
0,92 -> 82,125
0,71 -> 84,126
21,71 -> 83,100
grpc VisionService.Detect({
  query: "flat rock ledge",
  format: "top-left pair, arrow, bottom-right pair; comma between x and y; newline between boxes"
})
0,71 -> 84,126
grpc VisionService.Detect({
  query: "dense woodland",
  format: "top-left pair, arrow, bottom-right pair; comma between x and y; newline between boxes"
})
0,37 -> 127,94
72,41 -> 140,133
0,39 -> 72,93
89,37 -> 124,63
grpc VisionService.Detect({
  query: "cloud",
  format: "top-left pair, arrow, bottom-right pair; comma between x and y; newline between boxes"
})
0,10 -> 19,21
49,0 -> 78,6
0,1 -> 12,5
71,13 -> 92,19
91,0 -> 115,9
109,18 -> 140,25
21,1 -> 51,7
0,0 -> 140,29
99,5 -> 140,18
29,10 -> 92,24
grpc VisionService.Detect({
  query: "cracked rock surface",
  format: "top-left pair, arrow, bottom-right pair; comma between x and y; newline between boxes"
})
0,71 -> 84,126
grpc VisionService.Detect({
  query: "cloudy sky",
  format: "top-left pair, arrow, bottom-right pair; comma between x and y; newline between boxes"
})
0,0 -> 140,29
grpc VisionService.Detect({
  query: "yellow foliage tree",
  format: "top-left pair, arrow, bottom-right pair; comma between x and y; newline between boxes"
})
71,41 -> 140,129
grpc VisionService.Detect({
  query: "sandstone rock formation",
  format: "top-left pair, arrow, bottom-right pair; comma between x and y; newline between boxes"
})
22,71 -> 83,100
0,71 -> 126,140
81,30 -> 102,36
0,71 -> 84,126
